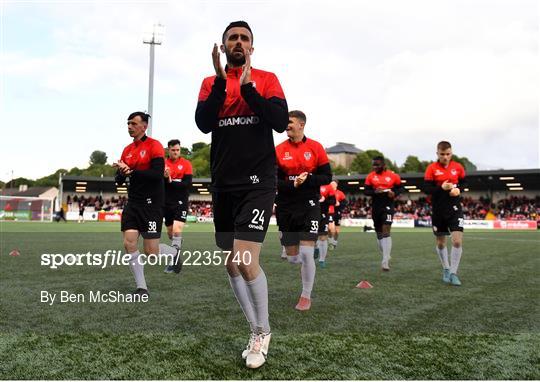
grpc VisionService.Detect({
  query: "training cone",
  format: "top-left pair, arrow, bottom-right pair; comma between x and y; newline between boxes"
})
9,249 -> 20,256
356,280 -> 373,289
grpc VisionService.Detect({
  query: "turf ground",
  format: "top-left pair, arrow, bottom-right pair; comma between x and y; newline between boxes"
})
0,221 -> 539,379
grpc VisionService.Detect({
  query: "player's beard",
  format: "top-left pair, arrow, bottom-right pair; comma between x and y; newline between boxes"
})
225,49 -> 246,67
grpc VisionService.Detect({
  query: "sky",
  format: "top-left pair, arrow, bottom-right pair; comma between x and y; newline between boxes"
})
2,0 -> 539,181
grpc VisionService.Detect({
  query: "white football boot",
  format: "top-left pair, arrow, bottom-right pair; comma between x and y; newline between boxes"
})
246,332 -> 271,369
242,332 -> 257,359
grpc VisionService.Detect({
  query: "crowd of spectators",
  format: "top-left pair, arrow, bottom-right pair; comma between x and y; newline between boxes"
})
66,194 -> 127,211
189,201 -> 213,217
343,195 -> 539,221
65,194 -> 539,221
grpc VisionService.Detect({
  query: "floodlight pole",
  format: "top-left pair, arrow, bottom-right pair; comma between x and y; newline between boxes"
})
143,24 -> 163,137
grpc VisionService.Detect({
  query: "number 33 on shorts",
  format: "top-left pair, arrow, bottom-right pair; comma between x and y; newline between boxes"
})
310,220 -> 319,233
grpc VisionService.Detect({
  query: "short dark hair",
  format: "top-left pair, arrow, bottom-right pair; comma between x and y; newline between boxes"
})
372,156 -> 385,162
289,110 -> 306,124
437,141 -> 452,151
222,21 -> 253,44
128,111 -> 150,123
168,139 -> 180,147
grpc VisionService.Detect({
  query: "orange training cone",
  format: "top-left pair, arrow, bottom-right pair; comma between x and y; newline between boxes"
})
356,280 -> 373,289
9,249 -> 20,256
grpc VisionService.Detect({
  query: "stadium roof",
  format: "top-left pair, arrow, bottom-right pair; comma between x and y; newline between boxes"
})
326,142 -> 363,154
334,168 -> 540,194
59,169 -> 540,197
61,175 -> 213,196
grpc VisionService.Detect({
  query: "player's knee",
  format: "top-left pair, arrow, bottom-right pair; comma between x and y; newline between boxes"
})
376,232 -> 383,240
285,247 -> 298,257
452,240 -> 462,248
225,260 -> 240,277
123,239 -> 138,253
143,244 -> 158,257
238,263 -> 260,281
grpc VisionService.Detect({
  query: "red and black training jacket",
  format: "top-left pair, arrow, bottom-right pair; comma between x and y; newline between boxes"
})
195,66 -> 288,192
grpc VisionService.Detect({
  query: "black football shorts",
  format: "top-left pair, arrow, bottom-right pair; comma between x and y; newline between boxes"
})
372,205 -> 395,233
276,198 -> 321,246
121,203 -> 163,239
432,206 -> 464,236
212,188 -> 275,249
164,199 -> 189,225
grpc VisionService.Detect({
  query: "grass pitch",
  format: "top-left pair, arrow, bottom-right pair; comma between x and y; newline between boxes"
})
0,221 -> 539,379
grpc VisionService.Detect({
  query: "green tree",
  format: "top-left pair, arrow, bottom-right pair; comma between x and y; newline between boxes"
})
192,142 -> 208,153
191,144 -> 211,177
68,167 -> 83,176
181,147 -> 191,157
329,160 -> 348,175
401,156 -> 424,173
452,155 -> 477,172
5,177 -> 35,188
34,169 -> 68,187
89,150 -> 108,166
83,164 -> 116,177
350,152 -> 372,174
350,149 -> 397,174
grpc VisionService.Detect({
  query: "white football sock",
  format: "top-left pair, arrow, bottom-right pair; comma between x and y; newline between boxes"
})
319,240 -> 328,261
171,234 -> 182,248
229,274 -> 257,332
287,255 -> 302,264
381,237 -> 392,261
436,246 -> 450,269
450,246 -> 462,274
299,245 -> 316,299
376,239 -> 383,254
129,251 -> 147,290
245,269 -> 271,333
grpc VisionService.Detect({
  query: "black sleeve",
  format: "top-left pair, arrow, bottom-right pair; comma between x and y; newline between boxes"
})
304,163 -> 332,187
168,174 -> 193,192
240,83 -> 288,133
115,170 -> 126,185
195,77 -> 226,134
364,185 -> 375,196
277,167 -> 295,193
392,184 -> 404,196
130,157 -> 165,182
423,180 -> 444,196
457,177 -> 467,192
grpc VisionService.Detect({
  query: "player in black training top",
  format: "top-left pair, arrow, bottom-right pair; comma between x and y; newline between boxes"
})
195,21 -> 288,369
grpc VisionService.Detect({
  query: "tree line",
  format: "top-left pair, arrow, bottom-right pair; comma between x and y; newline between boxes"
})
1,144 -> 476,188
332,149 -> 477,175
